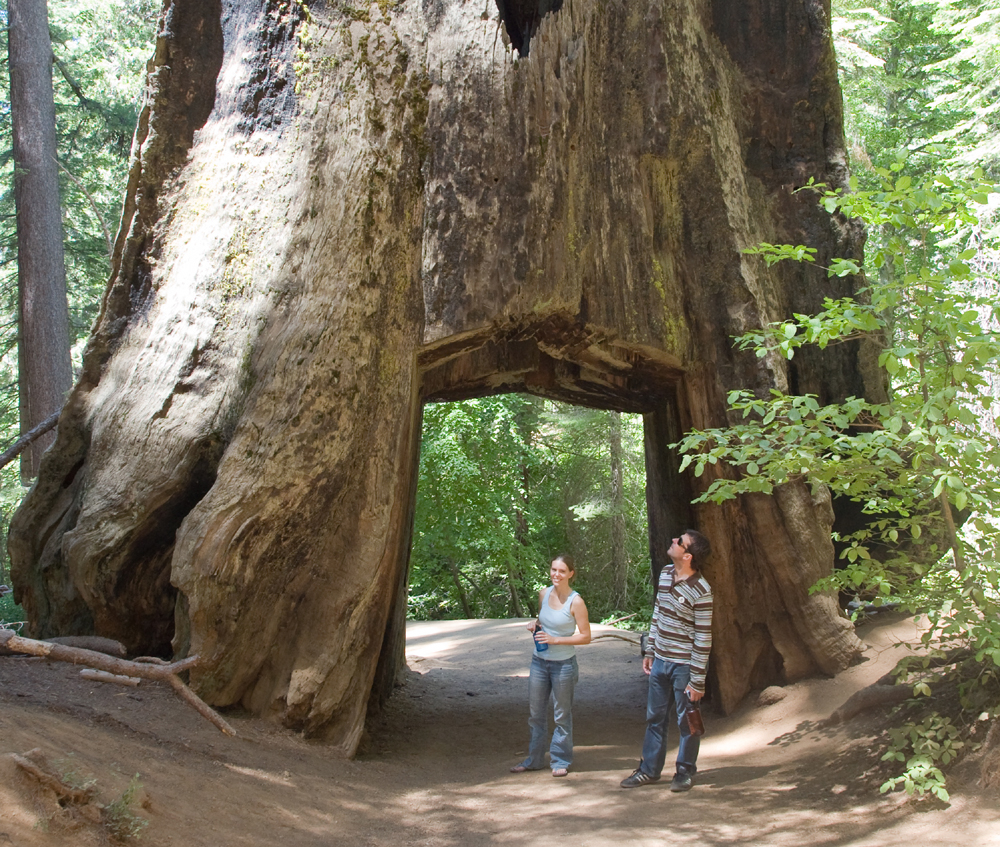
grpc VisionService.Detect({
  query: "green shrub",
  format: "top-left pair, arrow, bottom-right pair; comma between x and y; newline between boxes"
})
102,775 -> 148,842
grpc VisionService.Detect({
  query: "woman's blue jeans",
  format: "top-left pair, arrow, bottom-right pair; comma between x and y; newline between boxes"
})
520,654 -> 579,771
639,658 -> 700,778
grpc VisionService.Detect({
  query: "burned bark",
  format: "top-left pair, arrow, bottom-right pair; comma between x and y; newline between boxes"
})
10,0 -> 881,752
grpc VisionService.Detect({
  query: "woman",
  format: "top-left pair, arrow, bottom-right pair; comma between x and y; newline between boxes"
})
510,554 -> 591,777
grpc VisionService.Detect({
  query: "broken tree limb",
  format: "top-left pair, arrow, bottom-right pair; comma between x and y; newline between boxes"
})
80,669 -> 141,687
601,612 -> 639,626
591,632 -> 641,645
0,628 -> 235,736
0,412 -> 59,471
163,674 -> 237,735
48,635 -> 127,657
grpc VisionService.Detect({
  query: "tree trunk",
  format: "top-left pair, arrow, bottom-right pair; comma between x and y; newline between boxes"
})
10,0 -> 882,752
8,0 -> 73,481
505,554 -> 526,618
609,411 -> 627,608
447,559 -> 474,619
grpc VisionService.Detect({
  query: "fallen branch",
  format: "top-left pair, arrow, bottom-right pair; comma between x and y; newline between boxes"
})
48,636 -> 127,658
0,628 -> 235,736
591,632 -> 641,645
601,612 -> 639,626
0,412 -> 60,471
80,669 -> 141,687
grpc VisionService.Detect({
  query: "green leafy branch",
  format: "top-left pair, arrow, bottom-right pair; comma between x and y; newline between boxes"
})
676,163 -> 1000,794
880,713 -> 964,801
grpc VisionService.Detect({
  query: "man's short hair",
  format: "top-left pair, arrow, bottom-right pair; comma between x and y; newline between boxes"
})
684,529 -> 711,571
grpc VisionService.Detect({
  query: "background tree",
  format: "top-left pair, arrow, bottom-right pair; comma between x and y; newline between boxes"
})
7,0 -> 72,481
541,405 -> 650,618
834,0 -> 1000,179
0,0 -> 156,584
410,395 -> 562,620
928,0 -> 1000,175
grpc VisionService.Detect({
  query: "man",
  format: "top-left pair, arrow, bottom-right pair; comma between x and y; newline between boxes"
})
621,529 -> 713,791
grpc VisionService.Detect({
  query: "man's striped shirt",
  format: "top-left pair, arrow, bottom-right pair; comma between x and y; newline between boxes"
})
644,564 -> 713,694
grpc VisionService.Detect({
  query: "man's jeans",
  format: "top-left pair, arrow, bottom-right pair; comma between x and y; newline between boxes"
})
639,658 -> 699,778
519,654 -> 579,771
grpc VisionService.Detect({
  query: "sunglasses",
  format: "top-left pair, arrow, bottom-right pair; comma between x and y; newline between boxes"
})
673,536 -> 689,552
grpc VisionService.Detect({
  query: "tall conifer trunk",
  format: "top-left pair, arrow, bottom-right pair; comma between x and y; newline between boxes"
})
609,412 -> 627,608
8,0 -> 72,480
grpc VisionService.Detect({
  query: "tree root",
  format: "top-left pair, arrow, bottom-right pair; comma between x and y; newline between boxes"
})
9,748 -> 95,805
0,628 -> 235,736
981,718 -> 1000,789
876,647 -> 974,685
822,683 -> 912,726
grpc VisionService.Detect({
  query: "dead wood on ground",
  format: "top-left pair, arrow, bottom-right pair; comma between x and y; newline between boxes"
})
0,628 -> 236,736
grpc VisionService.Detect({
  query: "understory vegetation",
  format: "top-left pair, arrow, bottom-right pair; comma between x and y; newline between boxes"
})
677,167 -> 1000,799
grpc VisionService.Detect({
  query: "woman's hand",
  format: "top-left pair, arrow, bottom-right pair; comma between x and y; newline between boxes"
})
533,629 -> 555,645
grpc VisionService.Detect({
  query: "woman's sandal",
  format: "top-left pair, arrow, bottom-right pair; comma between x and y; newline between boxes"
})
551,768 -> 569,778
509,764 -> 530,773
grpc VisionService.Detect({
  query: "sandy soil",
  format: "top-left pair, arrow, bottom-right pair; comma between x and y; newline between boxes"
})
2,612 -> 998,847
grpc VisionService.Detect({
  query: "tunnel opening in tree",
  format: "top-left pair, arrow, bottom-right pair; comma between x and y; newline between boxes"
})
409,394 -> 651,625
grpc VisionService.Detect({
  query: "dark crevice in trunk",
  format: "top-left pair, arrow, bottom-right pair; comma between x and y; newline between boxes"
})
109,439 -> 223,657
494,0 -> 563,56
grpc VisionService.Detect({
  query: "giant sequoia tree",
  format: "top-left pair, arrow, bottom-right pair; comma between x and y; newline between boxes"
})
9,0 -> 886,754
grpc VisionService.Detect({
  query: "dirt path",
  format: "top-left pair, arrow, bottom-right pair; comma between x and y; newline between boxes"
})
2,613 -> 998,846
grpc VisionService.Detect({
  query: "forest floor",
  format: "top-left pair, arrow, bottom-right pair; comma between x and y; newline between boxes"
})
2,611 -> 998,847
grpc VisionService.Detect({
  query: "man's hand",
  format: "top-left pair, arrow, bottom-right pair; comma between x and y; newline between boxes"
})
642,656 -> 653,675
685,685 -> 703,702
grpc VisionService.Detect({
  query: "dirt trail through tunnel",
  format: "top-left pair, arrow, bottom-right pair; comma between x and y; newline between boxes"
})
1,614 -> 997,846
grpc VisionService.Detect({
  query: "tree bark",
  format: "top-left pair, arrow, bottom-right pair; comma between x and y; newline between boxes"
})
10,0 -> 882,751
8,0 -> 73,481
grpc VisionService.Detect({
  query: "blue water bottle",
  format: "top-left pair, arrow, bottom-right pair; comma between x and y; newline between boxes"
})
534,619 -> 548,652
